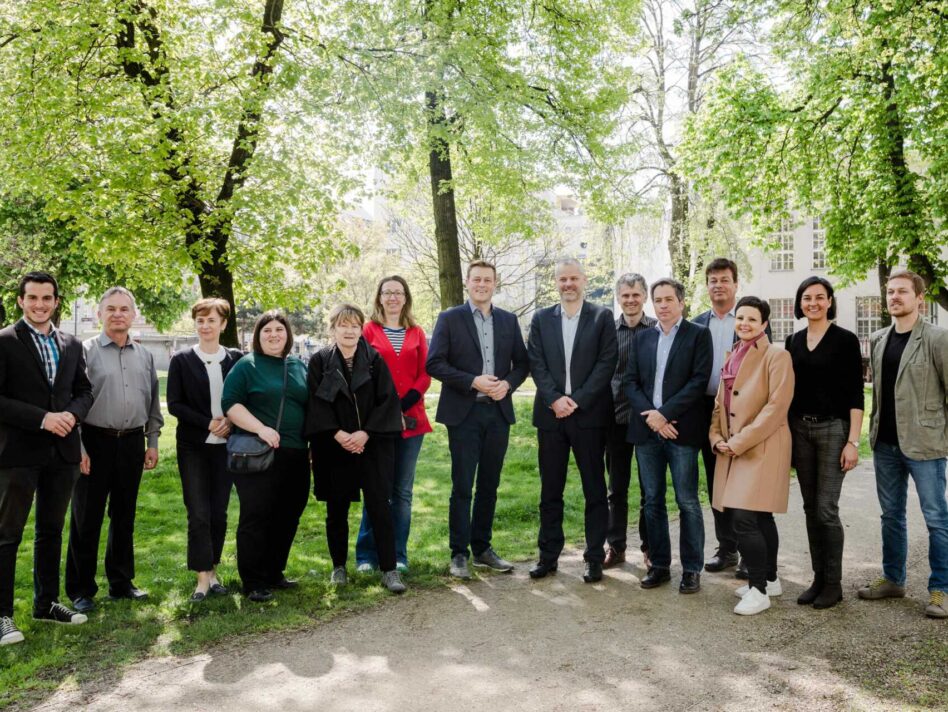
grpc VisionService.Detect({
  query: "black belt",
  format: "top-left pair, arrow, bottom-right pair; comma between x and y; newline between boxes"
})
474,397 -> 495,405
796,414 -> 836,423
84,424 -> 145,438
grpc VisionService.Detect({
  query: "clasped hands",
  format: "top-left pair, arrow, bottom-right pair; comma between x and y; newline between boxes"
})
208,416 -> 232,439
472,375 -> 511,401
641,409 -> 678,439
335,429 -> 369,454
42,411 -> 76,438
551,395 -> 578,418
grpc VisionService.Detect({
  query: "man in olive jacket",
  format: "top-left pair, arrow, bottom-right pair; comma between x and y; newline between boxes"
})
860,270 -> 948,619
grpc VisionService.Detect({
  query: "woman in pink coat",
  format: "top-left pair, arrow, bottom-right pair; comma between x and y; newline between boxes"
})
710,296 -> 794,616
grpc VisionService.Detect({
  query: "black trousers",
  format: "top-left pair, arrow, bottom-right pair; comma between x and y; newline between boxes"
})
790,416 -> 848,585
701,395 -> 737,556
0,449 -> 78,617
537,418 -> 608,564
325,455 -> 397,572
447,401 -> 510,558
605,418 -> 648,553
66,428 -> 145,600
232,447 -> 310,593
731,508 -> 778,593
178,442 -> 232,572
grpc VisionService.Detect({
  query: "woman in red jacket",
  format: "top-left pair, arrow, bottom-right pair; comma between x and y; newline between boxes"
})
356,275 -> 432,572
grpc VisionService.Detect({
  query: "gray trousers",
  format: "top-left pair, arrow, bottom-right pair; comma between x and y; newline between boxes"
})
790,416 -> 848,585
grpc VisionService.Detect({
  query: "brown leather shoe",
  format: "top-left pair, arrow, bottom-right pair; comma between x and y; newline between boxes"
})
603,547 -> 626,569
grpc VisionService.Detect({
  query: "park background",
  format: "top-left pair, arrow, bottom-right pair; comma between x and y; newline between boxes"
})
1,0 -> 947,708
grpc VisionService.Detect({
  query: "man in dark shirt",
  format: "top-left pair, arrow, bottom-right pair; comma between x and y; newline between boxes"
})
0,273 -> 94,645
861,270 -> 948,619
604,273 -> 656,568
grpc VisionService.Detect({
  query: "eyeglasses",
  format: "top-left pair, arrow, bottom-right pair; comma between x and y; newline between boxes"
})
381,291 -> 405,298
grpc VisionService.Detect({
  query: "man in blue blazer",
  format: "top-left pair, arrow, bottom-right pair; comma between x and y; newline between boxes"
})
625,277 -> 712,594
527,258 -> 618,583
427,261 -> 530,579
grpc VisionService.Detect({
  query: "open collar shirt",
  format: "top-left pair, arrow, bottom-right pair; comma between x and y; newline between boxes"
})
556,302 -> 583,395
706,307 -> 736,395
23,319 -> 60,387
653,317 -> 683,409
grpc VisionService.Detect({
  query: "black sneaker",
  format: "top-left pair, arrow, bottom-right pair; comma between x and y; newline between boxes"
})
33,602 -> 87,625
0,616 -> 24,645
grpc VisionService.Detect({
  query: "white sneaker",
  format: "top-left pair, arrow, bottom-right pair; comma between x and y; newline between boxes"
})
734,586 -> 772,615
734,578 -> 782,598
356,563 -> 375,573
0,616 -> 24,645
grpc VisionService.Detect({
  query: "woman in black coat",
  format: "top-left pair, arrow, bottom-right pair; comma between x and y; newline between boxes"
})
166,298 -> 242,601
306,304 -> 407,594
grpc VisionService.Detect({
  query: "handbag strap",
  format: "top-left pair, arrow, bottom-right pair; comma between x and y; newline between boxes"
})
274,359 -> 289,431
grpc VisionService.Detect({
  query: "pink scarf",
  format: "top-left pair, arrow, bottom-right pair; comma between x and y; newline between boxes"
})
721,332 -> 766,420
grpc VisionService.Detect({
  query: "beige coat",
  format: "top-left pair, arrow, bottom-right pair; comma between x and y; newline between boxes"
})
709,337 -> 794,513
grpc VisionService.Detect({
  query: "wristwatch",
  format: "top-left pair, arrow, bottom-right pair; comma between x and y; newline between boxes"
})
848,440 -> 860,448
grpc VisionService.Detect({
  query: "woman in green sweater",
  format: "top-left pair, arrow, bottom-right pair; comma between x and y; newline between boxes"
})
222,311 -> 310,602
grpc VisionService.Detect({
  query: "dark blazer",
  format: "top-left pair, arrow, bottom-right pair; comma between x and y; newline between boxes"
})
0,320 -> 94,467
305,339 -> 403,502
426,303 -> 529,426
624,318 -> 713,447
166,346 -> 243,446
528,301 -> 618,430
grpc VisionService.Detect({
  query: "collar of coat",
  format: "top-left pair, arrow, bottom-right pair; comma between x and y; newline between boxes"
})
313,339 -> 374,403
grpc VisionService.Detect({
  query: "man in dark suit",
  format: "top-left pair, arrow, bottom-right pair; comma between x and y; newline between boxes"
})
527,257 -> 618,583
692,257 -> 770,578
0,272 -> 94,645
625,277 -> 711,594
427,260 -> 530,579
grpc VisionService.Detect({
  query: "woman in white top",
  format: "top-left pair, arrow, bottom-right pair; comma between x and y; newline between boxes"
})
166,298 -> 242,601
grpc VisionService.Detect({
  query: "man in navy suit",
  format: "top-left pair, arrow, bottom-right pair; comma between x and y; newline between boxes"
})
527,258 -> 618,583
0,272 -> 94,645
692,257 -> 770,577
427,260 -> 530,579
625,277 -> 711,594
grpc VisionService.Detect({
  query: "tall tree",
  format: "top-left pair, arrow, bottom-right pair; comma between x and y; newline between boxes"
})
306,0 -> 640,307
683,0 -> 948,310
0,1 -> 352,345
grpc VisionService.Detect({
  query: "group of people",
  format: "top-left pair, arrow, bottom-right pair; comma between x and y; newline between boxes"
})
1,257 -> 945,647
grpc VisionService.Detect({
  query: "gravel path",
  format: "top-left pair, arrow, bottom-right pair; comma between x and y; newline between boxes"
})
33,462 -> 945,711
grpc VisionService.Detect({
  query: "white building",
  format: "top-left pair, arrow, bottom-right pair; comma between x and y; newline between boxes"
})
740,216 -> 945,359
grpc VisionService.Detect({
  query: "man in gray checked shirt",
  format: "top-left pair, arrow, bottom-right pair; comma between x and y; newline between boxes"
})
66,286 -> 163,614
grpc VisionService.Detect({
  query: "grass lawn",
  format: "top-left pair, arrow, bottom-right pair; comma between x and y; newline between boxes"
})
1,389 -> 878,708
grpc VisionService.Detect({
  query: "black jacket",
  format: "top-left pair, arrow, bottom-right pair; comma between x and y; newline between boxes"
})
166,346 -> 243,446
306,339 -> 402,502
624,319 -> 713,447
528,301 -> 618,430
0,320 -> 94,466
426,303 -> 529,426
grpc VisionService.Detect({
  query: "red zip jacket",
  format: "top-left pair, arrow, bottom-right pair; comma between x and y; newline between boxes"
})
363,321 -> 433,438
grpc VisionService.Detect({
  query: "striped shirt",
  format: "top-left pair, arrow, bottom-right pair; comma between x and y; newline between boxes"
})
612,314 -> 656,423
383,326 -> 406,355
24,320 -> 60,387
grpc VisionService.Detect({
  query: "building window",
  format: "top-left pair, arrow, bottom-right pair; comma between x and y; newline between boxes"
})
921,300 -> 939,325
769,298 -> 795,342
769,219 -> 794,271
856,296 -> 882,357
812,216 -> 826,270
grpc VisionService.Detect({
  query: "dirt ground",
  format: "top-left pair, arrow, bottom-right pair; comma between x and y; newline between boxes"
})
31,462 -> 946,711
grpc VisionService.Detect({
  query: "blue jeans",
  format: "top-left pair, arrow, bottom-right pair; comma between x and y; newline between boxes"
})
635,439 -> 705,574
356,434 -> 424,567
873,442 -> 948,592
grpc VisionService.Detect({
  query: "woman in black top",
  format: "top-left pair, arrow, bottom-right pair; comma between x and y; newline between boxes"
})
785,277 -> 864,609
306,304 -> 407,594
166,298 -> 242,602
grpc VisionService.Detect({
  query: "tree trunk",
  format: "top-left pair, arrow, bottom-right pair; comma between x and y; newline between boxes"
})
668,172 -> 690,283
878,259 -> 892,328
426,89 -> 464,308
198,227 -> 239,347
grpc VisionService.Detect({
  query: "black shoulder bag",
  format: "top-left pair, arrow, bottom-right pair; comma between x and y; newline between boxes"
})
226,360 -> 289,474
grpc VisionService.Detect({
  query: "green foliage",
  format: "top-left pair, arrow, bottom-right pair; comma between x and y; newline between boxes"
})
682,0 -> 948,304
0,194 -> 190,329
